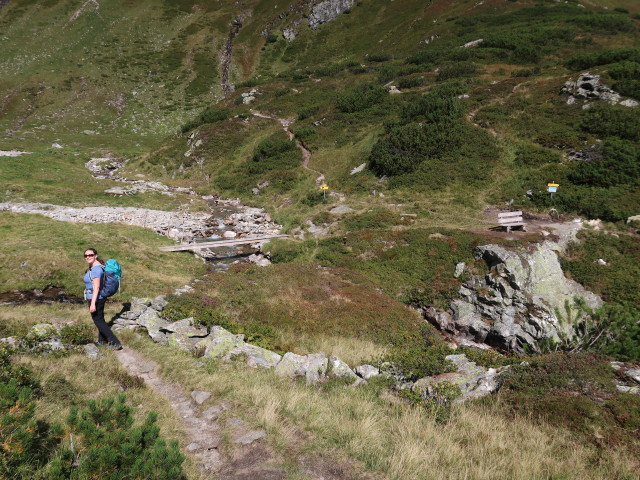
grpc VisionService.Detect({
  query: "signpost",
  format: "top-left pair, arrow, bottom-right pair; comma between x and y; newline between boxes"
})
320,183 -> 329,200
547,182 -> 559,198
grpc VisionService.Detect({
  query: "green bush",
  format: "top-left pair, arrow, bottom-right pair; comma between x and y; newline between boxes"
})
437,62 -> 477,81
380,324 -> 454,382
580,103 -> 640,142
569,14 -> 636,34
565,48 -> 640,70
592,304 -> 640,362
48,395 -> 185,480
342,209 -> 397,231
569,139 -> 640,188
294,127 -> 316,141
397,76 -> 424,89
298,105 -> 320,120
180,108 -> 230,133
336,84 -> 387,113
368,53 -> 393,62
0,349 -> 61,479
514,144 -> 561,166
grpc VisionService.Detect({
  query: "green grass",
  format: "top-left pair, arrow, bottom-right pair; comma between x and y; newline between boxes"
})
0,212 -> 205,297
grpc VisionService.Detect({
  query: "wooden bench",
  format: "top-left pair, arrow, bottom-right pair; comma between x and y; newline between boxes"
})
498,211 -> 526,232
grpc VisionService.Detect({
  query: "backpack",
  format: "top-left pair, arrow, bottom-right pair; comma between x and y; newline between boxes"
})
89,259 -> 122,298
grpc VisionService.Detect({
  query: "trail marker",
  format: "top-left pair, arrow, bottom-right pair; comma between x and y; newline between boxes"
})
320,183 -> 329,199
547,182 -> 559,197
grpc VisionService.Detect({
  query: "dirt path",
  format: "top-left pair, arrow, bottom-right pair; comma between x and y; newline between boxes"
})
115,347 -> 287,479
251,110 -> 325,185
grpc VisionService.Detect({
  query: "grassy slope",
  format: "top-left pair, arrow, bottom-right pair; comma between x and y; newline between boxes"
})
1,0 -> 640,477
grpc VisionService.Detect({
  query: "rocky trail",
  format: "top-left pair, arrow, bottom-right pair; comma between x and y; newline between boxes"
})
115,346 -> 288,479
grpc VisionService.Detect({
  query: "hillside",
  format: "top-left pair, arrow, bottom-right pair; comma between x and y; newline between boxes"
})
1,0 -> 639,478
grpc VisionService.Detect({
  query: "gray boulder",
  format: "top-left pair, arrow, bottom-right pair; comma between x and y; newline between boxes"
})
274,352 -> 329,384
236,343 -> 282,369
308,0 -> 354,29
164,318 -> 208,337
354,364 -> 379,380
328,356 -> 358,381
203,326 -> 245,359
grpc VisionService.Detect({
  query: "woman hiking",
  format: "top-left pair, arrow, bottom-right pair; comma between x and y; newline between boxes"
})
83,248 -> 122,350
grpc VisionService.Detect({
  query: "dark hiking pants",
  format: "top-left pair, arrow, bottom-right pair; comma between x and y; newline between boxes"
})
89,298 -> 121,347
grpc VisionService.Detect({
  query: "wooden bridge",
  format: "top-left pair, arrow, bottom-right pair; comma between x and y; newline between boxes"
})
158,235 -> 289,252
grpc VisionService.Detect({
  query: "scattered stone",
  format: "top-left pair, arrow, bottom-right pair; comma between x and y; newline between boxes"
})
329,205 -> 354,215
454,262 -> 465,278
620,99 -> 639,108
164,318 -> 209,337
51,143 -> 63,149
461,38 -> 483,48
328,356 -> 358,381
234,430 -> 266,445
202,404 -> 227,421
354,364 -> 379,380
597,258 -> 607,266
83,344 -> 101,360
191,390 -> 212,405
350,163 -> 367,175
283,28 -> 298,41
0,150 -> 32,157
203,327 -> 245,359
238,343 -> 282,369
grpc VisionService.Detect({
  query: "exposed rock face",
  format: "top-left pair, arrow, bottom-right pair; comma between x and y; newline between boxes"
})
561,72 -> 636,107
426,242 -> 602,353
308,0 -> 354,29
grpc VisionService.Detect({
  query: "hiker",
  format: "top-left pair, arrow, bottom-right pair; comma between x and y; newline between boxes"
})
83,248 -> 122,350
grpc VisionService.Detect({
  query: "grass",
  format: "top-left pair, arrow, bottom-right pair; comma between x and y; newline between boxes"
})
163,263 -> 422,355
0,212 -> 205,297
129,334 -> 640,480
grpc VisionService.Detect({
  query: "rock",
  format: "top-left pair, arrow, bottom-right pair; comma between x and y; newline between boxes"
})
620,99 -> 639,108
283,28 -> 298,41
164,318 -> 208,337
454,262 -> 465,278
305,353 -> 329,384
350,163 -> 367,175
223,231 -> 237,238
186,442 -> 200,452
439,242 -> 604,353
234,430 -> 266,445
626,215 -> 640,226
327,356 -> 358,381
83,344 -> 101,360
31,323 -> 57,338
237,343 -> 282,369
412,354 -> 504,403
308,0 -> 354,29
191,390 -> 212,405
274,352 -> 328,383
616,385 -> 640,394
354,364 -> 379,380
51,143 -> 63,149
329,205 -> 354,215
597,258 -> 607,266
461,38 -> 483,48
624,368 -> 640,385
150,295 -> 168,311
202,404 -> 227,421
203,327 -> 245,359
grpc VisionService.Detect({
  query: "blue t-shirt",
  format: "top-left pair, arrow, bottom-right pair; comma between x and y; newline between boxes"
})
83,265 -> 104,300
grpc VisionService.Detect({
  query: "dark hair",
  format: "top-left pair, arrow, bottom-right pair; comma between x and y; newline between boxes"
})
84,247 -> 105,265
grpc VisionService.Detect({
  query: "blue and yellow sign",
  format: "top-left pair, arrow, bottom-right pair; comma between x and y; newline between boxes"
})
547,183 -> 559,193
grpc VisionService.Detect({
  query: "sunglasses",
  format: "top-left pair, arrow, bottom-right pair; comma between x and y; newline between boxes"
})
84,254 -> 96,258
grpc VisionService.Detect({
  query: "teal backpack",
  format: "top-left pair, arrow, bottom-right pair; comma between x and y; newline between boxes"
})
100,259 -> 122,297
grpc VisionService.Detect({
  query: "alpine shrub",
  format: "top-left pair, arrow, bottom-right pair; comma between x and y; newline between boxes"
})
336,84 -> 387,113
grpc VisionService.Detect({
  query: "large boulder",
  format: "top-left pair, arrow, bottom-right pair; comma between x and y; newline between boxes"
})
327,356 -> 358,382
429,242 -> 602,353
203,326 -> 245,359
275,352 -> 329,384
163,318 -> 208,337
